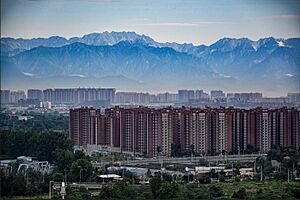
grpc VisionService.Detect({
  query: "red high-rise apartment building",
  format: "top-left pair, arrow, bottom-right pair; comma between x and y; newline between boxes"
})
69,106 -> 300,157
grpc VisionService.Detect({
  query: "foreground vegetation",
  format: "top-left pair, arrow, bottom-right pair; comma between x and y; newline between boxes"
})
0,113 -> 69,133
1,113 -> 300,199
48,178 -> 300,200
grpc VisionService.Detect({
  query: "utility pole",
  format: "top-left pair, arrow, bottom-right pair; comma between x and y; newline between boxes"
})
260,165 -> 263,182
293,162 -> 295,180
49,181 -> 53,199
64,169 -> 67,184
160,154 -> 163,181
80,168 -> 82,183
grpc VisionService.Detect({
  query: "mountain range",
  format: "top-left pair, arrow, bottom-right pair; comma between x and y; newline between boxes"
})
1,31 -> 299,95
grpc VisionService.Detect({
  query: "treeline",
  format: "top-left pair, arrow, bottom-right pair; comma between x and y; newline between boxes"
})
0,130 -> 72,162
0,113 -> 69,133
0,130 -> 73,197
0,130 -> 97,197
96,173 -> 300,199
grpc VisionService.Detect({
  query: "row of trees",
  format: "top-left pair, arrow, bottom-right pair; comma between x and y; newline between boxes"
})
0,113 -> 69,133
0,130 -> 72,162
97,172 -> 300,199
171,143 -> 261,157
254,145 -> 300,181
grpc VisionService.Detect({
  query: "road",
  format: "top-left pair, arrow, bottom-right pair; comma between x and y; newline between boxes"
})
92,153 -> 266,167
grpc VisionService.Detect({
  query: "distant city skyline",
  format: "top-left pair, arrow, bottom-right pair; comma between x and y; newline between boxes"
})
1,0 -> 300,45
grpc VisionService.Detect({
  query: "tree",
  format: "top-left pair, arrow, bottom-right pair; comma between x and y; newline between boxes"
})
232,188 -> 246,199
0,130 -> 72,163
98,181 -> 137,199
98,185 -> 114,199
74,150 -> 88,161
52,173 -> 64,182
198,175 -> 211,184
256,156 -> 266,181
171,143 -> 182,157
162,173 -> 173,182
70,159 -> 93,182
150,173 -> 162,198
0,172 -> 26,197
245,144 -> 258,154
198,158 -> 209,166
209,185 -> 223,198
54,150 -> 74,173
113,181 -> 137,199
66,186 -> 90,200
158,182 -> 179,199
219,175 -> 225,182
273,171 -> 287,180
190,144 -> 195,156
268,145 -> 282,161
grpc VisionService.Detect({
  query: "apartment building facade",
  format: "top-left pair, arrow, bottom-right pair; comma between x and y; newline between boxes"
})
70,106 -> 300,157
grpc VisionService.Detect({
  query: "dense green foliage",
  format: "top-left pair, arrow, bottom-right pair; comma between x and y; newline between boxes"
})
0,113 -> 69,133
97,179 -> 300,200
0,130 -> 72,162
0,165 -> 52,197
98,181 -> 138,199
0,135 -> 94,198
1,113 -> 300,199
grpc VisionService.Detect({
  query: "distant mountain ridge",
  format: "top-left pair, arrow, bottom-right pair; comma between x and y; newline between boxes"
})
1,31 -> 299,94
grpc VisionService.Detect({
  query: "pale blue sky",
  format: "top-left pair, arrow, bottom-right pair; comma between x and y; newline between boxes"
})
1,0 -> 300,45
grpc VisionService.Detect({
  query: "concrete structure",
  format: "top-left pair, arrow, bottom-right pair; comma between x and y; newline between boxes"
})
1,90 -> 10,104
10,90 -> 26,103
40,101 -> 52,109
195,166 -> 225,174
70,106 -> 300,157
42,88 -> 115,105
28,89 -> 43,101
178,90 -> 195,103
239,168 -> 254,177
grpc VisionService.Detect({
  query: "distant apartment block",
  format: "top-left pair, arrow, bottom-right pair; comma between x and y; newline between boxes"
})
210,90 -> 226,99
157,92 -> 178,103
27,89 -> 43,101
70,106 -> 300,157
114,92 -> 178,104
115,92 -> 150,104
287,93 -> 300,103
8,90 -> 26,103
1,90 -> 10,104
233,93 -> 263,102
178,90 -> 195,103
42,88 -> 115,104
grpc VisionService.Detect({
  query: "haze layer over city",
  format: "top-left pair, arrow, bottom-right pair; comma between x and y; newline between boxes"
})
1,0 -> 300,200
1,0 -> 300,96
